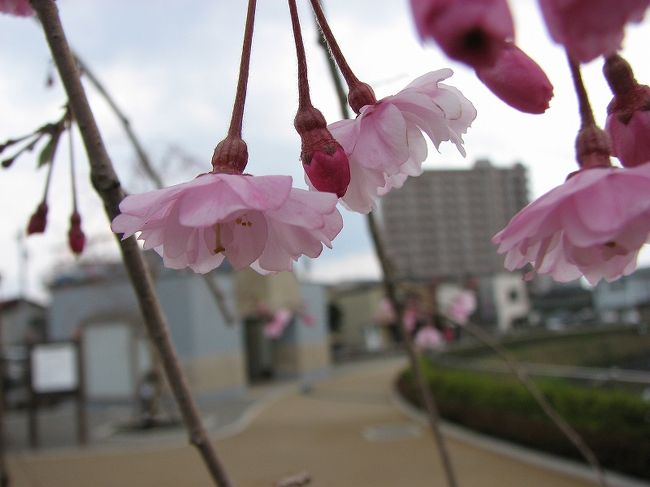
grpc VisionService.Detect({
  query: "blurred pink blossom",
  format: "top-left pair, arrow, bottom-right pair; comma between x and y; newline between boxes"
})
112,173 -> 342,274
415,326 -> 444,351
264,309 -> 293,339
493,165 -> 650,285
375,298 -> 397,325
329,70 -> 476,213
476,43 -> 553,114
446,290 -> 477,325
539,0 -> 649,63
410,0 -> 514,68
0,0 -> 34,16
402,307 -> 419,333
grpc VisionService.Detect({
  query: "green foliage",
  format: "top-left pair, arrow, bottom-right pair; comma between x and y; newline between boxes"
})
400,360 -> 650,479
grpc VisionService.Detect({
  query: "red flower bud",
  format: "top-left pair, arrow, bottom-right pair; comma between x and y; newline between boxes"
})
476,43 -> 553,114
295,105 -> 351,197
303,144 -> 351,198
68,211 -> 86,255
26,202 -> 48,235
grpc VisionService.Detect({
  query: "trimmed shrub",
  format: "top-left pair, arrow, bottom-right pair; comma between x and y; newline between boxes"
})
399,360 -> 650,480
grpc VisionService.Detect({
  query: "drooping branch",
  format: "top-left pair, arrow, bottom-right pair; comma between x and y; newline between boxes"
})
73,52 -> 234,325
30,1 -> 234,485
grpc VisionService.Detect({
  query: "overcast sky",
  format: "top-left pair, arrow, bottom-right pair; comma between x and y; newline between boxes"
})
1,1 -> 649,301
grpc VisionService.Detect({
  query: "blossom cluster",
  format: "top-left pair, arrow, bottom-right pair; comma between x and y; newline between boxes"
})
4,0 -> 650,286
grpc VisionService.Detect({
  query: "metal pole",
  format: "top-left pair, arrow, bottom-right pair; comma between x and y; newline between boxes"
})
0,276 -> 11,486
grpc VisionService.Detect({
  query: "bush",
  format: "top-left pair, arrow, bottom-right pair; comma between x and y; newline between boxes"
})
399,360 -> 650,480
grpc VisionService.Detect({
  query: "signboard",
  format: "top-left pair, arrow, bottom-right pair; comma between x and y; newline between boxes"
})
31,342 -> 79,394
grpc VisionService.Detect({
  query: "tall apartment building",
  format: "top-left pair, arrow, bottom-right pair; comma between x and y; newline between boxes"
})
381,160 -> 529,279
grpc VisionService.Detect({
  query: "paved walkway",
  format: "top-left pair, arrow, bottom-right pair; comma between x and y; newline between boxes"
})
6,358 -> 609,487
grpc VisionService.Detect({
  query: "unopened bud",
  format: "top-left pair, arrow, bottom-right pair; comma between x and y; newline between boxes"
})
27,202 -> 48,235
476,43 -> 553,114
68,212 -> 86,255
295,105 -> 351,197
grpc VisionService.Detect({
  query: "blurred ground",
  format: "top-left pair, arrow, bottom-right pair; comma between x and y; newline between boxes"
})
5,357 -> 613,487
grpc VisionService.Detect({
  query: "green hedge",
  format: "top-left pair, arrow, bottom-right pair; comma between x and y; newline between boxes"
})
399,360 -> 650,480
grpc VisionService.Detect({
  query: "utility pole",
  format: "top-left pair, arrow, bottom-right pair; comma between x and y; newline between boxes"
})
0,274 -> 10,487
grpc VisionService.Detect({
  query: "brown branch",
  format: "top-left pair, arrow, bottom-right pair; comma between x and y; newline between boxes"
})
30,1 -> 234,485
450,319 -> 609,487
366,214 -> 458,487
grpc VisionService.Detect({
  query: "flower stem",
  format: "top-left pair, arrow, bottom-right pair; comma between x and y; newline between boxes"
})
288,0 -> 313,109
228,0 -> 258,138
67,118 -> 78,212
567,54 -> 596,128
450,319 -> 609,487
30,2 -> 234,485
309,0 -> 359,88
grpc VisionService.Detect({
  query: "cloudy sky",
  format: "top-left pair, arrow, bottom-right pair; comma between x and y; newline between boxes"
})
1,1 -> 649,301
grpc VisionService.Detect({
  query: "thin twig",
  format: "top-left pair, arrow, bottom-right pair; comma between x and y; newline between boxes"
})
30,2 -> 234,485
72,51 -> 235,325
450,319 -> 609,487
366,214 -> 458,487
73,55 -> 164,189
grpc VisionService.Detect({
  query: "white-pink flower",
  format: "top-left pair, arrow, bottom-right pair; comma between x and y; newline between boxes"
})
538,0 -> 649,63
111,173 -> 343,274
445,290 -> 477,325
0,0 -> 34,16
414,326 -> 444,351
493,165 -> 650,285
264,308 -> 294,339
328,69 -> 476,213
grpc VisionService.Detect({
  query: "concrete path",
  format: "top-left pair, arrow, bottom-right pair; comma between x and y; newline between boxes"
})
6,358 -> 608,487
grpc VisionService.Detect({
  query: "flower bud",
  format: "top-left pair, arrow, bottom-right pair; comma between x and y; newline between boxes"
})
476,43 -> 553,114
604,55 -> 650,167
295,105 -> 351,197
303,144 -> 350,197
27,202 -> 48,235
68,211 -> 86,255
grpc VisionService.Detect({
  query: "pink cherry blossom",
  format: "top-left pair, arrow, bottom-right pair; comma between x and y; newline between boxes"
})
0,0 -> 34,16
476,43 -> 553,114
111,173 -> 343,274
445,290 -> 477,325
264,308 -> 293,339
410,0 -> 514,68
329,69 -> 476,213
414,326 -> 444,351
538,0 -> 649,63
493,165 -> 650,285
